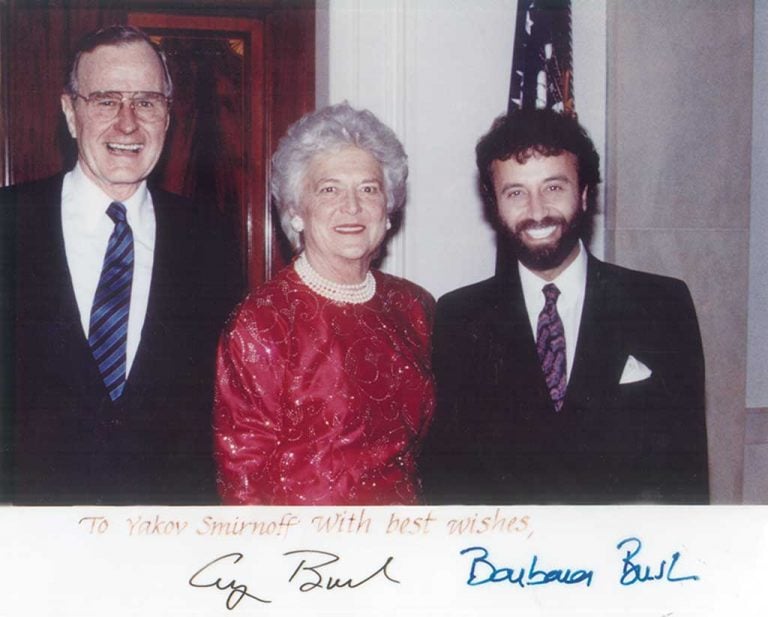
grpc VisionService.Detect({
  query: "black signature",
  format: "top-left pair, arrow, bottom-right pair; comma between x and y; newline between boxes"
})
188,552 -> 271,610
284,549 -> 400,592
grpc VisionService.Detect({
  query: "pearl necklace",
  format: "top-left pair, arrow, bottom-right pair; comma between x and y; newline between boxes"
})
294,253 -> 376,304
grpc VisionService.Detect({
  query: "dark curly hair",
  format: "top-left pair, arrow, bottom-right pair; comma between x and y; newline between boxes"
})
476,108 -> 601,214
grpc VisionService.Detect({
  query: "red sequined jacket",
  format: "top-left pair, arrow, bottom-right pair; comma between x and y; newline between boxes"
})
213,264 -> 435,505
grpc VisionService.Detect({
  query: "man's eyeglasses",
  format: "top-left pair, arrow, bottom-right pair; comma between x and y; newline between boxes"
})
71,91 -> 171,122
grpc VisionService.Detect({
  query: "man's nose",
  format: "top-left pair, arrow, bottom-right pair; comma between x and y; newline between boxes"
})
527,192 -> 548,220
114,100 -> 139,132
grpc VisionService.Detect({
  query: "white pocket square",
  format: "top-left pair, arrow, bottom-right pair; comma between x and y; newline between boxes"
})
619,355 -> 652,384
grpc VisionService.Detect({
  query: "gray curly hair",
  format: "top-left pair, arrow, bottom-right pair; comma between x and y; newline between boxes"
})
271,102 -> 408,251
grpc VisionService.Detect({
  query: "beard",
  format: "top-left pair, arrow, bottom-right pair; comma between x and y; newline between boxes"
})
503,209 -> 585,273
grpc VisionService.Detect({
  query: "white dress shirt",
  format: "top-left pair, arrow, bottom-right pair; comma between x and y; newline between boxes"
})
61,163 -> 156,376
518,240 -> 588,384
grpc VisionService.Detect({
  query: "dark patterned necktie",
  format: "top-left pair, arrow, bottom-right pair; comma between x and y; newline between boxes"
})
536,283 -> 567,412
88,201 -> 134,401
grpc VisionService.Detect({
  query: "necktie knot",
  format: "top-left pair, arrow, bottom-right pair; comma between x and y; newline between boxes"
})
542,283 -> 560,304
107,201 -> 127,225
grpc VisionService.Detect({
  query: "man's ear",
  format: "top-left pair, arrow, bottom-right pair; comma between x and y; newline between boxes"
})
580,185 -> 589,212
61,94 -> 77,139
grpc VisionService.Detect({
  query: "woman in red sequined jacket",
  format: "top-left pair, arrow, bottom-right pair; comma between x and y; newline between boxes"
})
213,102 -> 435,505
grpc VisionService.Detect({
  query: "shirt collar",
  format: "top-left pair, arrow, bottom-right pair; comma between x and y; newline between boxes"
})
65,162 -> 152,231
518,240 -> 588,307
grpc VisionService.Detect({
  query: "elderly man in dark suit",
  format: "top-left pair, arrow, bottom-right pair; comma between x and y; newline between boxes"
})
422,109 -> 709,504
0,25 -> 240,504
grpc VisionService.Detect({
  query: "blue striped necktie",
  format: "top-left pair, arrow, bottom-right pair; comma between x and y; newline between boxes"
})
89,201 -> 133,401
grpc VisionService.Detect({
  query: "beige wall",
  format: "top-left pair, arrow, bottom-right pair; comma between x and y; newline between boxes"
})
745,0 -> 768,503
606,0 -> 754,503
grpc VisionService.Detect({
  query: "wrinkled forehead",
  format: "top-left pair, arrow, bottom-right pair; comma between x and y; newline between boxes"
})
76,41 -> 165,93
304,146 -> 383,183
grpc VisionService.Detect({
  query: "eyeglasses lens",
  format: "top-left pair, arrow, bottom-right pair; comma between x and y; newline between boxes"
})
87,92 -> 168,121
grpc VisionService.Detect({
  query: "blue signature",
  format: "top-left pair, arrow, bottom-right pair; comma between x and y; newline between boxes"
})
616,536 -> 700,586
460,546 -> 594,587
460,537 -> 701,589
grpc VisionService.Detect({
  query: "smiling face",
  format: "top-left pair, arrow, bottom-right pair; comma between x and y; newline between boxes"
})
492,151 -> 587,281
298,146 -> 388,283
61,41 -> 170,201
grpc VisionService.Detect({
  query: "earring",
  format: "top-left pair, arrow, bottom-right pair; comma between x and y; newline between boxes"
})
386,218 -> 392,231
290,216 -> 304,233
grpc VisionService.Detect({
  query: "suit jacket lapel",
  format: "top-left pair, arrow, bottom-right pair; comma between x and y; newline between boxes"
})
565,255 -> 625,413
128,188 -> 169,392
38,177 -> 81,324
129,188 -> 198,397
34,177 -> 104,391
492,267 -> 552,415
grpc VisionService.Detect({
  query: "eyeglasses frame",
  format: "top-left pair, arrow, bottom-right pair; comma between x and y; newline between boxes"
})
69,90 -> 172,122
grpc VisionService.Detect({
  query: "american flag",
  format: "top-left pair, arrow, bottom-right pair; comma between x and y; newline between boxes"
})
508,0 -> 574,114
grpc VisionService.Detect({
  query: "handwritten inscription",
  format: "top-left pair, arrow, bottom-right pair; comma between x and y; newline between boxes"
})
195,513 -> 300,538
386,510 -> 438,535
311,509 -> 372,534
76,512 -> 706,608
447,509 -> 530,536
76,508 -> 536,539
78,516 -> 109,534
617,537 -> 700,586
461,546 -> 594,588
188,552 -> 271,610
127,515 -> 188,536
284,549 -> 400,591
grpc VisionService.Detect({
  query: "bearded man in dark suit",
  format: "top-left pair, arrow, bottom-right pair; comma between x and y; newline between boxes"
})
422,109 -> 709,504
0,25 -> 240,504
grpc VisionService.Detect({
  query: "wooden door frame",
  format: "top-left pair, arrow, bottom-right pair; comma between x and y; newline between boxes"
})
129,12 -> 269,286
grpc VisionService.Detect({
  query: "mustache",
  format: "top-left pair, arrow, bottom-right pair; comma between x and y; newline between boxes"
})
514,216 -> 566,234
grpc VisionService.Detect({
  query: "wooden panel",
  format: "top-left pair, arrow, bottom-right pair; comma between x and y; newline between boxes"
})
129,13 -> 265,287
265,6 -> 315,272
5,4 -> 124,184
0,3 -> 6,185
